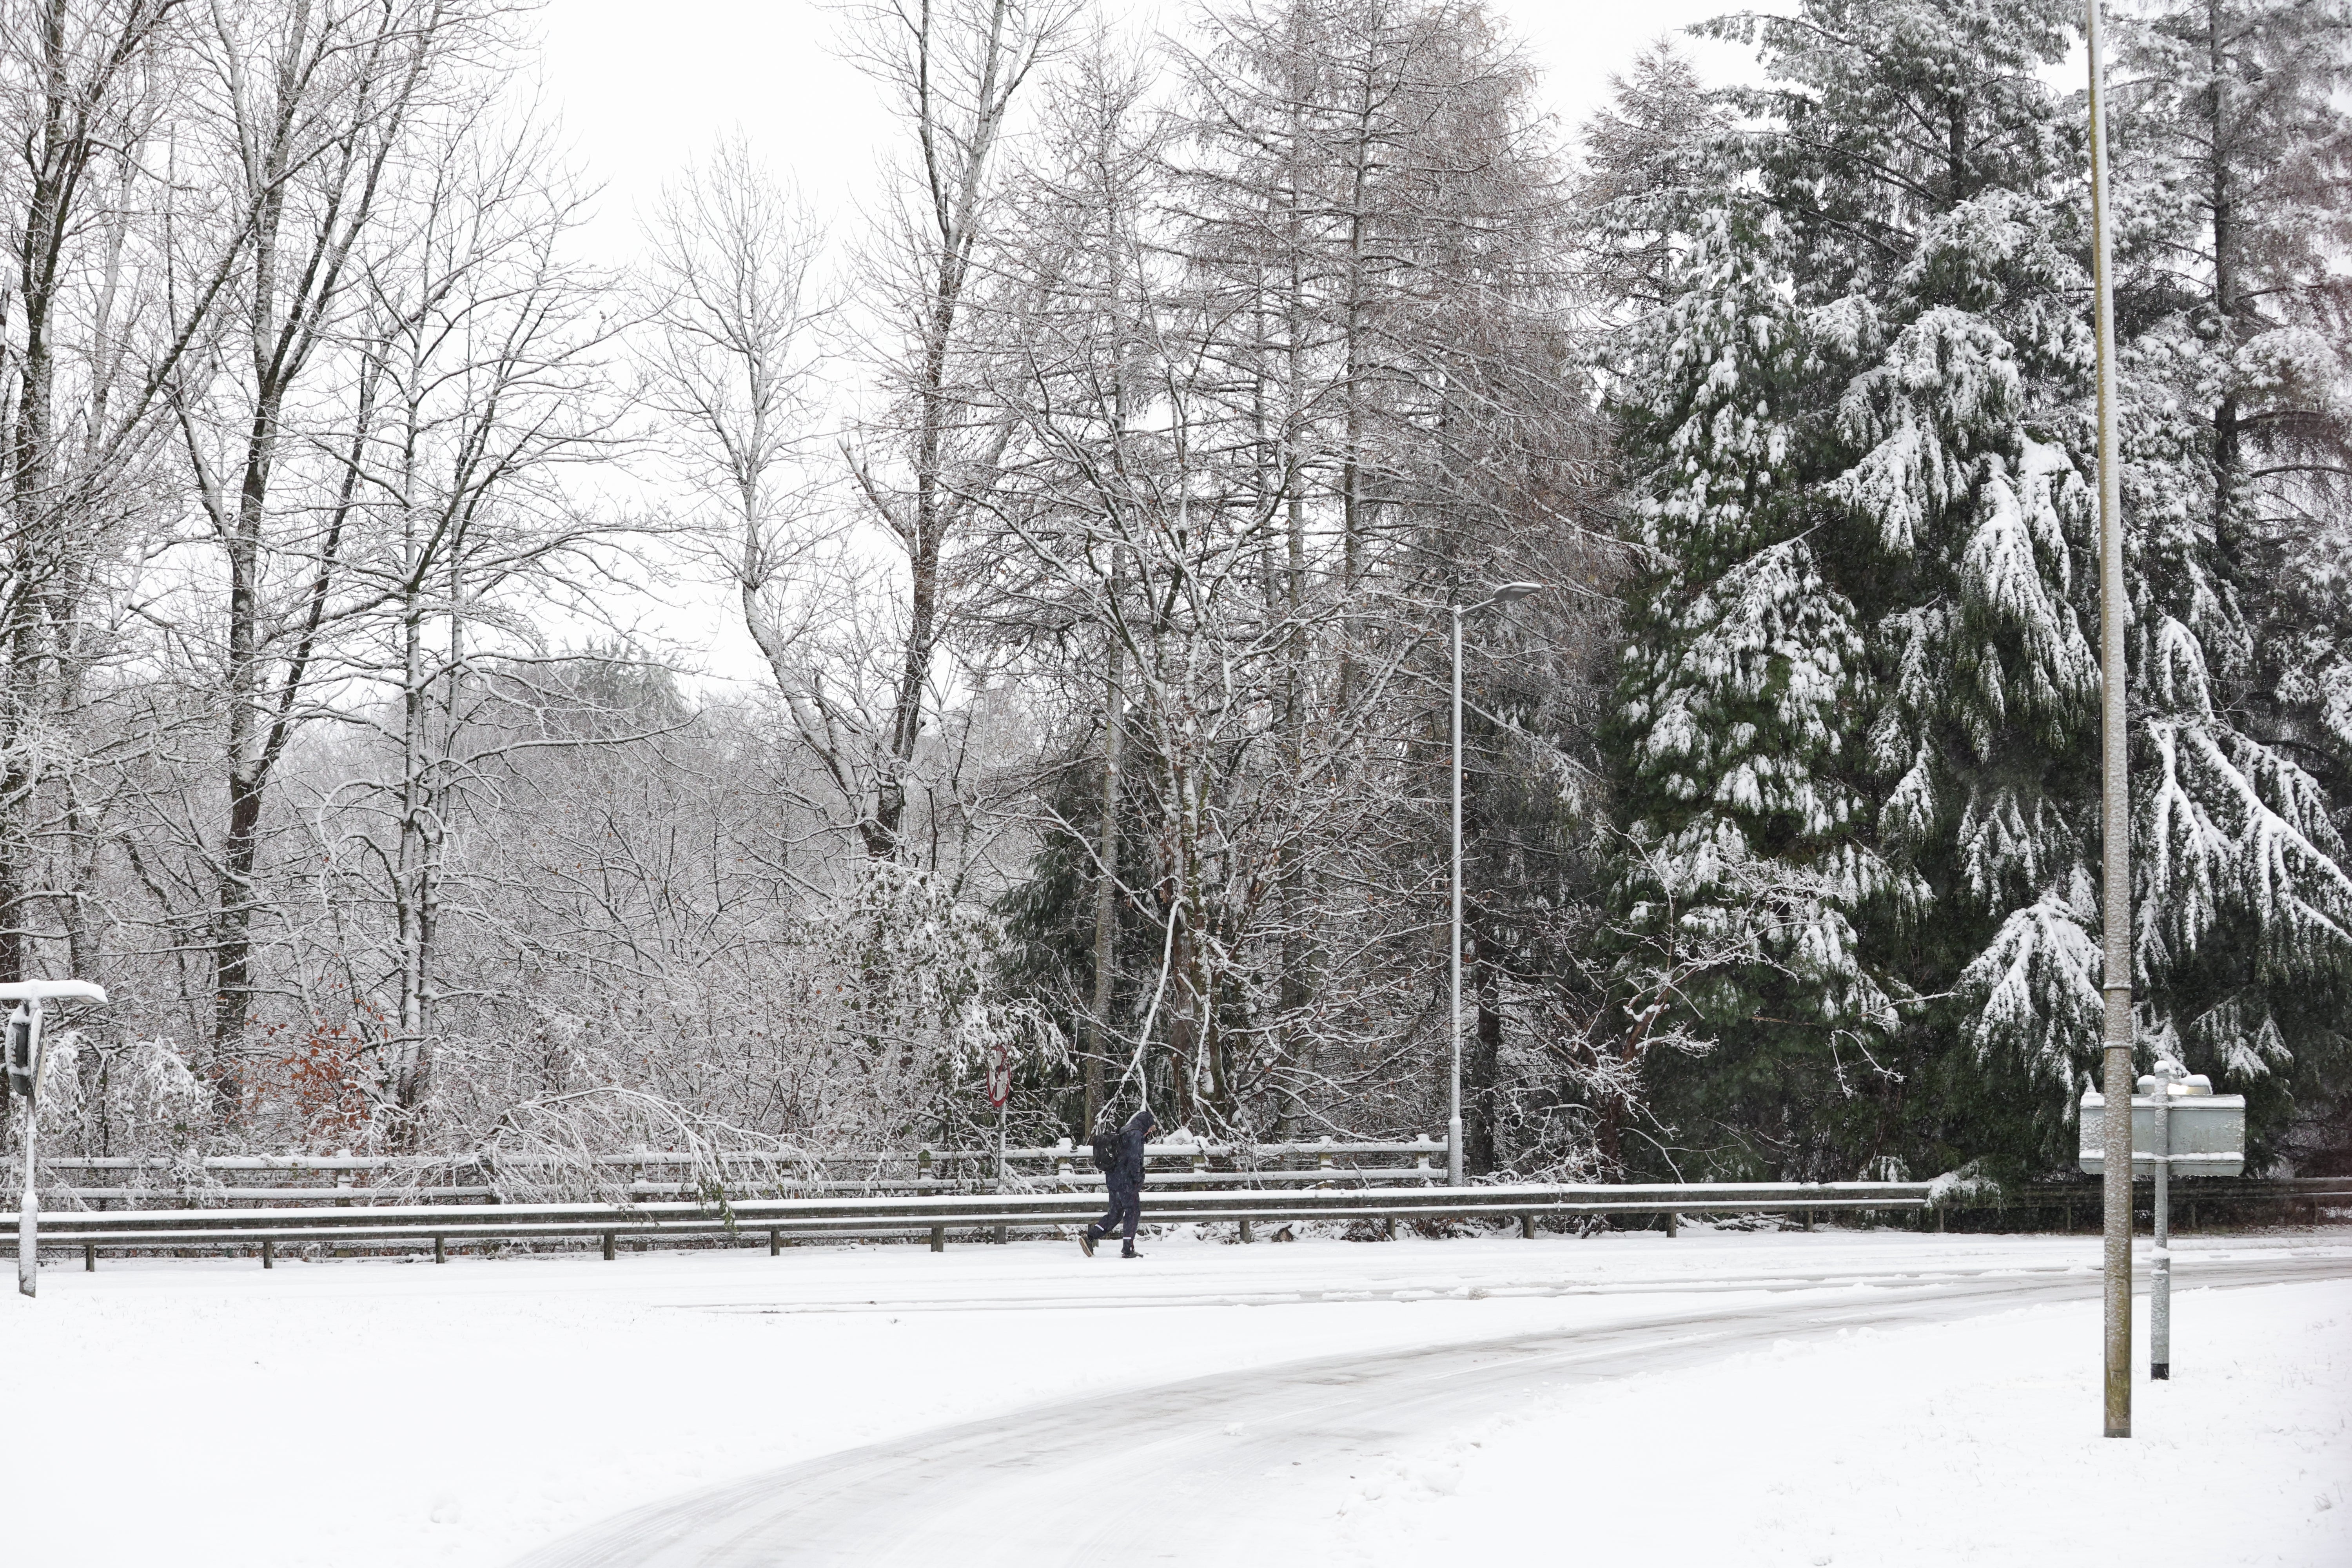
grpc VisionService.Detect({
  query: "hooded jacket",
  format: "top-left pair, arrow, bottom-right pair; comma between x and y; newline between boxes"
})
1105,1108 -> 1154,1191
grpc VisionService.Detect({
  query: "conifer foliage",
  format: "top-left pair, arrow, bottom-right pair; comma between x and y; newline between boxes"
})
1604,0 -> 2352,1178
2112,0 -> 2352,1147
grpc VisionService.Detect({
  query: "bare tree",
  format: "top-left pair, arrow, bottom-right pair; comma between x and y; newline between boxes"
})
791,0 -> 1080,864
299,105 -> 622,1140
633,132 -> 834,789
0,0 -> 194,988
163,0 -> 505,1083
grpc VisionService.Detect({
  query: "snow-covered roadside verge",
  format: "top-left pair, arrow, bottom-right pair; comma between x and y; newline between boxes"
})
9,1229 -> 2345,1568
6,1229 -> 1826,1568
1296,1277 -> 2352,1568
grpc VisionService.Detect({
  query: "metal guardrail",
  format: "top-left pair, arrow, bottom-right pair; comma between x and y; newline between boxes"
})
1973,1178 -> 2352,1232
34,1171 -> 1451,1205
26,1139 -> 1454,1208
13,1162 -> 2343,1267
9,1181 -> 1938,1262
36,1140 -> 1450,1172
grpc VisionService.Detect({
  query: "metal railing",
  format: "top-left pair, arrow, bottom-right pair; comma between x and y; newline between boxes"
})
12,1151 -> 2343,1269
7,1180 -> 1940,1265
1953,1178 -> 2352,1233
27,1138 -> 1454,1207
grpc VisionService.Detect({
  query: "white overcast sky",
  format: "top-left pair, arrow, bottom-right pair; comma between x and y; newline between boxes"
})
537,0 -> 1764,267
530,0 -> 1768,681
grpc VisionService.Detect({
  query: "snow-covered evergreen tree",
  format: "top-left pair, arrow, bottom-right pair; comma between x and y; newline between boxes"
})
2112,0 -> 2352,1147
1612,203 -> 1915,1170
1606,0 -> 2352,1176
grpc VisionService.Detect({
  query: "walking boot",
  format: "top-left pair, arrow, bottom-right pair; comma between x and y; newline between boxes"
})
1120,1241 -> 1140,1259
1079,1227 -> 1098,1258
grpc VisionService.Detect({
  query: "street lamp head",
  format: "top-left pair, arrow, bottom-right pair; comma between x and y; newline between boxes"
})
0,980 -> 106,1005
1486,581 -> 1543,606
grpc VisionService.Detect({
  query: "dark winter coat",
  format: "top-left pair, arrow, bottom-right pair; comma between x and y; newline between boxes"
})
1107,1109 -> 1154,1192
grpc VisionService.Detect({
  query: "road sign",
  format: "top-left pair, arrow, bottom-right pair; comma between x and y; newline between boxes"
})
4,1005 -> 35,1100
2078,1069 -> 2246,1382
2077,1076 -> 2246,1178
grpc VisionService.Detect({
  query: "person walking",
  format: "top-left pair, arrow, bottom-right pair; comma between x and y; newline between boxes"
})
1080,1106 -> 1155,1259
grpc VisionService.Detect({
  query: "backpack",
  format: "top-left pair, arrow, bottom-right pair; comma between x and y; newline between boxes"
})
1091,1126 -> 1120,1176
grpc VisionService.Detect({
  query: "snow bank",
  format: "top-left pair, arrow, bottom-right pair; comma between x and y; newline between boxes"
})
1305,1277 -> 2352,1568
6,1229 -> 2344,1567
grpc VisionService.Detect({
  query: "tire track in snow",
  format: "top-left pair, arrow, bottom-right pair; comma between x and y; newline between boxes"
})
513,1249 -> 2352,1568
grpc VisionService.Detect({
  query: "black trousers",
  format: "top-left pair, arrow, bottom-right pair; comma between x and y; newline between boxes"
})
1088,1183 -> 1141,1245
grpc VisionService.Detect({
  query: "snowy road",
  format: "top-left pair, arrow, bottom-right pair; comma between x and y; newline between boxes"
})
513,1241 -> 2352,1568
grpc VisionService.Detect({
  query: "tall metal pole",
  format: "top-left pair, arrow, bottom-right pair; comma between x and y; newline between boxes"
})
1448,606 -> 1465,1187
2087,0 -> 2135,1440
16,1001 -> 41,1298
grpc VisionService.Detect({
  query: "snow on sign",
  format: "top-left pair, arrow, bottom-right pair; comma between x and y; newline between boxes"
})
3,978 -> 111,1299
2077,1077 -> 2246,1179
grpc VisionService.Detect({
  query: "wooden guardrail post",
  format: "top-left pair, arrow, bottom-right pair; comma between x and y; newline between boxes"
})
261,1238 -> 273,1269
917,1145 -> 945,1251
769,1229 -> 780,1256
601,1232 -> 615,1261
82,1243 -> 94,1271
433,1236 -> 445,1265
1518,1213 -> 1534,1239
1665,1210 -> 1679,1238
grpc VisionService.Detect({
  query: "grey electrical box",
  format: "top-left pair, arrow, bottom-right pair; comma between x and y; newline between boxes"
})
2079,1078 -> 2247,1178
4,1007 -> 32,1100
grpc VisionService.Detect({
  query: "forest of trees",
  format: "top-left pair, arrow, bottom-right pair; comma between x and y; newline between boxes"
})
3,0 -> 2348,1191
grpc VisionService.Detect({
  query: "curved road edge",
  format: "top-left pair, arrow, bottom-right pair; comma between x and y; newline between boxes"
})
513,1249 -> 2352,1568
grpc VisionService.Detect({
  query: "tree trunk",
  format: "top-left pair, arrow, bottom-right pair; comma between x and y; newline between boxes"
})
2207,0 -> 2243,573
1469,966 -> 1503,1176
1085,613 -> 1123,1130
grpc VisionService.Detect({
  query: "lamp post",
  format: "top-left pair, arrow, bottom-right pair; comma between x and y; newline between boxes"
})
2085,0 -> 2135,1441
4,978 -> 109,1298
1450,583 -> 1542,1187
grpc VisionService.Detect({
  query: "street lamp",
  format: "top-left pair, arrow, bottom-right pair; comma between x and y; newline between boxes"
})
2085,0 -> 2135,1440
1450,582 -> 1542,1187
4,978 -> 109,1298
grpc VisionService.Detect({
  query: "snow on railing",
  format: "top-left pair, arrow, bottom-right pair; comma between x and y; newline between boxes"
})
29,1136 -> 1455,1207
36,1135 -> 1446,1170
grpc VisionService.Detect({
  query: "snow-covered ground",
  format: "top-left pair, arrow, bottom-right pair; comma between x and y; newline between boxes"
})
1294,1258 -> 2351,1568
11,1225 -> 2348,1568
